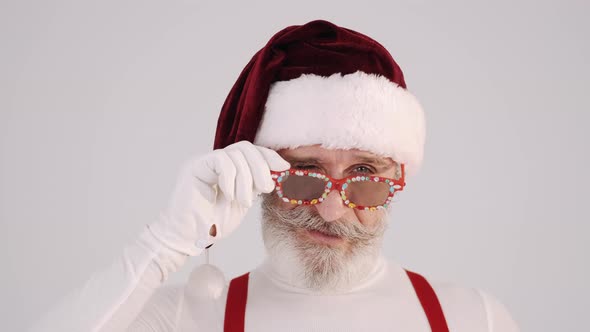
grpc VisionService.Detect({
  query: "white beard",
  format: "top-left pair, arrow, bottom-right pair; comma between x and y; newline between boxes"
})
260,194 -> 388,293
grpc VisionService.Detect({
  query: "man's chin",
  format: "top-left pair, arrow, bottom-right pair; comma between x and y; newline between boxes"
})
264,229 -> 382,292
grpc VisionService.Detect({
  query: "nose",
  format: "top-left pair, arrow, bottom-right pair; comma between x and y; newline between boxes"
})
315,189 -> 348,222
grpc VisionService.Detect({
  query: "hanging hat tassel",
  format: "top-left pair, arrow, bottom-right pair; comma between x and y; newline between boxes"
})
175,247 -> 227,331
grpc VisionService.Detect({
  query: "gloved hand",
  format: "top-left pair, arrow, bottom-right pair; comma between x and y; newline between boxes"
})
147,141 -> 290,256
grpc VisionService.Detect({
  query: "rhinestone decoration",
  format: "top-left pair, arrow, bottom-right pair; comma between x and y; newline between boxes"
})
270,167 -> 405,210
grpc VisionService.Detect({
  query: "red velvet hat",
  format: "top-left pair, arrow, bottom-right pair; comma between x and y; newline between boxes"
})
214,19 -> 425,176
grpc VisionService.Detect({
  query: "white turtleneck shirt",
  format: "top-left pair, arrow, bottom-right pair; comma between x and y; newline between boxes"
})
28,227 -> 520,332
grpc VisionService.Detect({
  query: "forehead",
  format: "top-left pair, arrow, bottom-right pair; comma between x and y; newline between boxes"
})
277,145 -> 394,166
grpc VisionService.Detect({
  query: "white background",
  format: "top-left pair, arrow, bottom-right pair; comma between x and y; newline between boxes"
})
1,0 -> 588,331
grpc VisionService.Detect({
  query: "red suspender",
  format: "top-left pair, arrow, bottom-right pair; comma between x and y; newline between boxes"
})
223,270 -> 449,332
224,272 -> 250,332
405,269 -> 450,332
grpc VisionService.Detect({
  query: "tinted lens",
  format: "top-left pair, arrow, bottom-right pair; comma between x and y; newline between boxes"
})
346,181 -> 391,206
281,175 -> 326,200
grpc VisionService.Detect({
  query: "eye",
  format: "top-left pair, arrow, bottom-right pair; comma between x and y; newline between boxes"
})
351,165 -> 376,174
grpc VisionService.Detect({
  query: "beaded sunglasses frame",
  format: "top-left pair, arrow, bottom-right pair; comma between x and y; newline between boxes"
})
270,164 -> 406,211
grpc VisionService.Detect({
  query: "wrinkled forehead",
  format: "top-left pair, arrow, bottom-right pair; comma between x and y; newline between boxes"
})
277,145 -> 396,168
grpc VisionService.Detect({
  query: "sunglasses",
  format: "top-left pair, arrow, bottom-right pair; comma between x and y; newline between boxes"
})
270,164 -> 406,210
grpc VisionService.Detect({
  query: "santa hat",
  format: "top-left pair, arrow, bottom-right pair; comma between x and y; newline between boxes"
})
214,20 -> 425,177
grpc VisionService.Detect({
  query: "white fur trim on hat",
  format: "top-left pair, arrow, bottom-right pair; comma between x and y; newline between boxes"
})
253,71 -> 426,177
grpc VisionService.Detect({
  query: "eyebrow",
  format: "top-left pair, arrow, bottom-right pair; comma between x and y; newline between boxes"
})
284,157 -> 323,164
354,156 -> 394,168
284,156 -> 395,168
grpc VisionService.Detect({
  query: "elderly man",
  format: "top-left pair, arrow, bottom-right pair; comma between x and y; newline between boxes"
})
30,20 -> 520,331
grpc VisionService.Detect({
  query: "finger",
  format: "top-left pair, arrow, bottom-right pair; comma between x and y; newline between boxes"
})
172,158 -> 217,204
255,146 -> 291,171
226,149 -> 253,207
205,150 -> 236,201
233,142 -> 274,193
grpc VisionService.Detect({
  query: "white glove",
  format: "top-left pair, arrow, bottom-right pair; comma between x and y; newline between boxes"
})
147,141 -> 290,256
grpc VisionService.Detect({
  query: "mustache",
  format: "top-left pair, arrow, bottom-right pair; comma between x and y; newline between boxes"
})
261,194 -> 387,245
